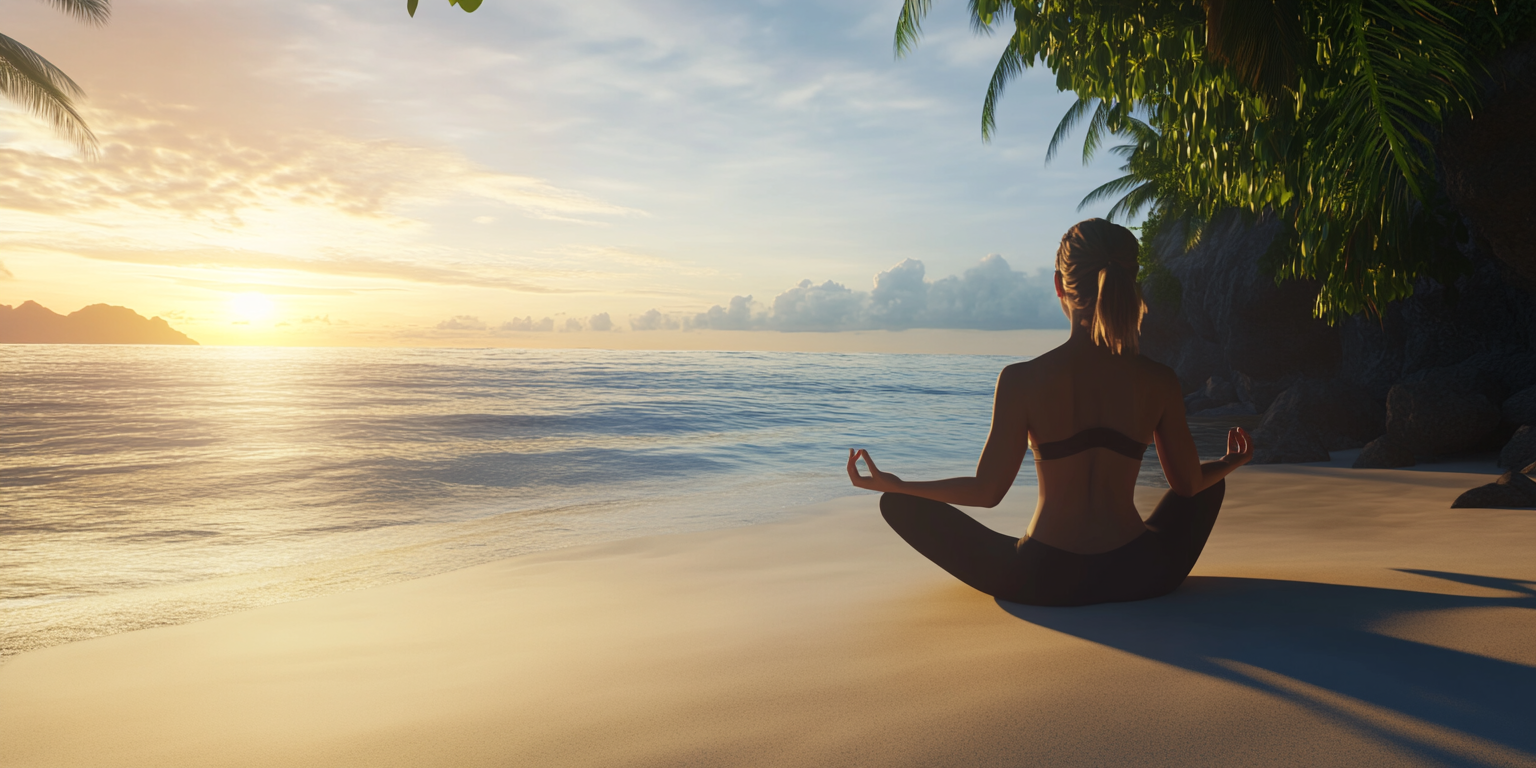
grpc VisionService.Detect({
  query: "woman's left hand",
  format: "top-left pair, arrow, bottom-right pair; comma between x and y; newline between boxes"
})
846,448 -> 901,492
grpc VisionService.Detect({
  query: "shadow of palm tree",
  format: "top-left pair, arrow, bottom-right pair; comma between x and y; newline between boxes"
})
998,572 -> 1536,767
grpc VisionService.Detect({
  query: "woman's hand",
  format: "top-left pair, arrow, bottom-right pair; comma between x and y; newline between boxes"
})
1223,427 -> 1254,467
846,448 -> 901,493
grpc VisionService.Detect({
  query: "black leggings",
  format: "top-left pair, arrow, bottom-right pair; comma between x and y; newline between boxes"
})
879,481 -> 1225,607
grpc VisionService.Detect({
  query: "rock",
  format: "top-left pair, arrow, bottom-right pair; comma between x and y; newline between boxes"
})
1498,426 -> 1536,469
1186,375 -> 1243,414
1139,211 -> 1341,387
1251,410 -> 1331,464
1250,427 -> 1330,464
1202,375 -> 1236,405
1233,372 -> 1298,412
1450,471 -> 1536,509
1192,402 -> 1258,417
1503,385 -> 1536,426
1385,366 -> 1502,458
1439,40 -> 1536,286
1353,435 -> 1416,468
1248,378 -> 1385,461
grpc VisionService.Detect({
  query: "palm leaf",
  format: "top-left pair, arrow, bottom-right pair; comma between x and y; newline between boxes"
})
981,42 -> 1025,141
895,0 -> 932,58
1045,97 -> 1095,164
39,0 -> 110,26
0,33 -> 96,157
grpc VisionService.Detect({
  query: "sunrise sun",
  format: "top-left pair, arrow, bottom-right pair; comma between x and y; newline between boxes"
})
229,292 -> 275,323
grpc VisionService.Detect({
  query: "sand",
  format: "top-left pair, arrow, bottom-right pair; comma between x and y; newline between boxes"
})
2,462 -> 1534,767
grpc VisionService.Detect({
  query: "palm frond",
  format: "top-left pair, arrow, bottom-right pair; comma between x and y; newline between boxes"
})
39,0 -> 110,26
0,33 -> 97,157
1045,97 -> 1095,165
895,0 -> 932,58
1078,173 -> 1147,213
1080,100 -> 1114,165
967,0 -> 1012,36
1104,179 -> 1163,223
981,42 -> 1025,141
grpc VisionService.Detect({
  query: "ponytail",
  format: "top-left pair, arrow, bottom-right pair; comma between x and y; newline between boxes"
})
1056,218 -> 1146,355
1092,262 -> 1146,355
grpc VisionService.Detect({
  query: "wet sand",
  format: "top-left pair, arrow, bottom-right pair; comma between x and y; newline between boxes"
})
2,462 -> 1533,767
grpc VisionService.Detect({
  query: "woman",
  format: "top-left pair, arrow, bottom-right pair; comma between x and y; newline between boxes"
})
846,218 -> 1252,606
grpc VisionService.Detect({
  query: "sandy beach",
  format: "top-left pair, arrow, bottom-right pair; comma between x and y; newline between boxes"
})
2,461 -> 1534,768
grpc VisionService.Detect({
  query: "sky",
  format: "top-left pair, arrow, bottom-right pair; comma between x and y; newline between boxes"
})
0,0 -> 1128,352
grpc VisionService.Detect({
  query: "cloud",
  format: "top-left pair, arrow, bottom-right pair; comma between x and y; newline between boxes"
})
10,242 -> 585,294
500,316 -> 555,332
635,255 -> 1067,332
436,315 -> 487,331
0,261 -> 12,280
169,277 -> 363,296
689,295 -> 758,330
629,308 -> 679,331
0,108 -> 644,228
587,312 -> 614,331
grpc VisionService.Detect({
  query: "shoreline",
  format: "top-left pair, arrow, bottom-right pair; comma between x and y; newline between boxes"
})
3,462 -> 1533,766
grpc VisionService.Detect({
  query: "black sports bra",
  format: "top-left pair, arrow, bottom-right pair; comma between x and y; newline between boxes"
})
1032,427 -> 1149,461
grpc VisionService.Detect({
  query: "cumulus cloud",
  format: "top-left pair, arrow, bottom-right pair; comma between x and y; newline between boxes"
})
437,315 -> 487,331
442,256 -> 1065,336
690,295 -> 758,330
630,308 -> 679,331
501,316 -> 555,332
633,255 -> 1066,332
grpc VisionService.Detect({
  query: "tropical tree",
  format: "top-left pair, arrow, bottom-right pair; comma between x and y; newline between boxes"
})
896,0 -> 1536,321
1,0 -> 109,157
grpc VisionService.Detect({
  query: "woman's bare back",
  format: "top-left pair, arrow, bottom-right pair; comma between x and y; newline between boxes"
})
1007,338 -> 1184,553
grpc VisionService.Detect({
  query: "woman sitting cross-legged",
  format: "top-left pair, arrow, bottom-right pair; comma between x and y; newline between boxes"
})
846,218 -> 1253,607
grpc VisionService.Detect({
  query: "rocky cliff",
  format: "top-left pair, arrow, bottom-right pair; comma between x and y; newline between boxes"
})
0,301 -> 199,345
1139,210 -> 1536,473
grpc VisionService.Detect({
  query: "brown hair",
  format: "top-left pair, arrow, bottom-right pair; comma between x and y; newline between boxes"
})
1055,218 -> 1146,355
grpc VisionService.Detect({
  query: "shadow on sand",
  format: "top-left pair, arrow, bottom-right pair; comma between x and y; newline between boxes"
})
999,572 -> 1536,766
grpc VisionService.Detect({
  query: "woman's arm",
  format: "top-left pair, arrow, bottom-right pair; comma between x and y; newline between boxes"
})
846,366 -> 1030,508
1153,369 -> 1254,496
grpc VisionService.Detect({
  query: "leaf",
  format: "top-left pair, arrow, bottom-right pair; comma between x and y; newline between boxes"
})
895,0 -> 932,58
0,33 -> 97,157
1203,0 -> 1302,99
458,0 -> 483,11
38,0 -> 110,27
408,0 -> 418,17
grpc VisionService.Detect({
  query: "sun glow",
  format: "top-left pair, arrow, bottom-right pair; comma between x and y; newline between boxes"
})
229,292 -> 276,323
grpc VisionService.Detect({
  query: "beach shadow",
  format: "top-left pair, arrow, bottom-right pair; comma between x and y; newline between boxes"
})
998,572 -> 1536,766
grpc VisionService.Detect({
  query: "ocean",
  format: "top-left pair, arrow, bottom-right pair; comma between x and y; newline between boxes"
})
0,345 -> 1193,661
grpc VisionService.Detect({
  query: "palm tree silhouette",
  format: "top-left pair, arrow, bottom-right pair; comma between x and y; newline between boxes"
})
0,0 -> 108,158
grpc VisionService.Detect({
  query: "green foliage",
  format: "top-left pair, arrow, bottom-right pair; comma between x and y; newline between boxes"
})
896,0 -> 1534,321
0,0 -> 107,157
1134,204 -> 1182,313
408,0 -> 481,17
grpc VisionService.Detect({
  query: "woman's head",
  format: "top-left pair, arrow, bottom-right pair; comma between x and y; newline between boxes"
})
1055,218 -> 1146,355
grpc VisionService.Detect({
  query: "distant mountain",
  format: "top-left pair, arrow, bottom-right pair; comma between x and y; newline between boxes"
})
0,300 -> 198,345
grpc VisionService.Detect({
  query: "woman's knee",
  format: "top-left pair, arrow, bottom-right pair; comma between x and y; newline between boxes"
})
879,492 -> 927,525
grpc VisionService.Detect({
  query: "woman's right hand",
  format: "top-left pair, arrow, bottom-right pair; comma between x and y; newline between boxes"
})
1223,427 -> 1254,467
846,448 -> 901,492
